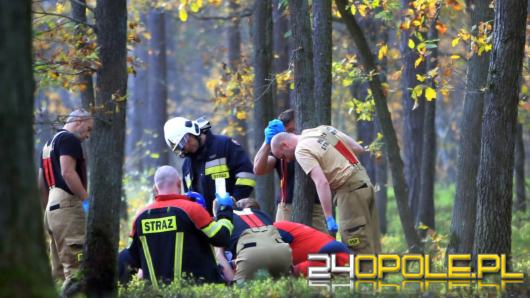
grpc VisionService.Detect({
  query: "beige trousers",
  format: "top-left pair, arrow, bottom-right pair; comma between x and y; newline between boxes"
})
43,187 -> 86,285
334,175 -> 381,255
234,226 -> 292,281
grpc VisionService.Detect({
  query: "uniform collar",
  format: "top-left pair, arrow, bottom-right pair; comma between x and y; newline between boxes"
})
155,194 -> 190,202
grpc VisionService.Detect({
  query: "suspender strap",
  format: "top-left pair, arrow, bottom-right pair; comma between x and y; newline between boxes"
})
322,127 -> 360,165
42,131 -> 67,188
239,213 -> 265,228
280,159 -> 288,205
334,140 -> 360,165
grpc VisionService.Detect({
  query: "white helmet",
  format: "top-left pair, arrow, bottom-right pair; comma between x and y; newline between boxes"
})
164,117 -> 201,156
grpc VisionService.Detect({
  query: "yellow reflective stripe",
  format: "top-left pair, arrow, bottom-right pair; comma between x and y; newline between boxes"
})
205,165 -> 230,175
174,232 -> 184,280
235,178 -> 256,187
139,235 -> 159,289
201,218 -> 234,238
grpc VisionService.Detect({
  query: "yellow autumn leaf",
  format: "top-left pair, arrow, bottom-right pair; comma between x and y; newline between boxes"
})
416,74 -> 426,82
451,37 -> 460,47
358,4 -> 368,16
450,55 -> 460,60
412,85 -> 423,99
190,2 -> 200,13
179,7 -> 188,22
56,3 -> 65,14
342,78 -> 353,87
236,111 -> 247,120
414,56 -> 423,68
408,39 -> 415,49
150,153 -> 160,159
350,4 -> 357,15
378,44 -> 388,60
425,87 -> 437,101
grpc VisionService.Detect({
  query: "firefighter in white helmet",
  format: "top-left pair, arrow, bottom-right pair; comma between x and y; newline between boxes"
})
164,117 -> 255,215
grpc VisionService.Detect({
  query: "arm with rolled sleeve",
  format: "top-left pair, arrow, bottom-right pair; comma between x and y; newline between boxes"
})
226,139 -> 255,200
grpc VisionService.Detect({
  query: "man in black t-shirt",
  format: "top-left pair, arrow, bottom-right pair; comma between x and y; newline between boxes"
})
38,109 -> 93,289
253,109 -> 327,233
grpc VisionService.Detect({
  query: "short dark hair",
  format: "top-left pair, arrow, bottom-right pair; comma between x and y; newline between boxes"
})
278,109 -> 294,126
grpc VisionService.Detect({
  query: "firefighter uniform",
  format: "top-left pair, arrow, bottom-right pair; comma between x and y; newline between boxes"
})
274,158 -> 327,234
229,208 -> 292,281
125,194 -> 233,286
41,130 -> 87,283
274,221 -> 351,276
182,132 -> 255,214
295,126 -> 381,254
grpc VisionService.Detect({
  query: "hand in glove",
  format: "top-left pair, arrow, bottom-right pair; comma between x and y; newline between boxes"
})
186,191 -> 207,209
82,197 -> 90,215
215,192 -> 234,212
326,215 -> 338,234
264,119 -> 285,144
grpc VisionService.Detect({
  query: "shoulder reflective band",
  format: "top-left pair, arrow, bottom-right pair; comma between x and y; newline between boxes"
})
139,235 -> 159,289
185,174 -> 192,189
322,127 -> 359,165
174,232 -> 184,280
141,216 -> 177,234
235,172 -> 256,187
201,218 -> 234,237
235,208 -> 265,228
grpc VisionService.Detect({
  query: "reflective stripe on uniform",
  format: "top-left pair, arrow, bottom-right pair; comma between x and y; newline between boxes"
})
174,232 -> 184,280
201,218 -> 234,238
205,158 -> 229,176
139,235 -> 159,288
235,172 -> 256,187
185,174 -> 192,189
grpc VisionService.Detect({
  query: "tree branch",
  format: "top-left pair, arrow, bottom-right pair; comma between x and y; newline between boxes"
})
190,7 -> 254,21
32,10 -> 96,30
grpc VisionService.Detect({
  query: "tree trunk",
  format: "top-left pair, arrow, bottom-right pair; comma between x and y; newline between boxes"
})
418,16 -> 438,233
288,0 -> 317,226
145,8 -> 169,170
336,0 -> 422,252
71,0 -> 95,110
228,0 -> 249,149
83,0 -> 127,295
272,0 -> 290,113
376,143 -> 389,235
400,0 -> 426,222
448,0 -> 493,254
515,123 -> 526,212
253,0 -> 276,218
126,25 -> 148,173
312,0 -> 331,125
71,0 -> 96,190
473,0 -> 527,257
0,1 -> 56,296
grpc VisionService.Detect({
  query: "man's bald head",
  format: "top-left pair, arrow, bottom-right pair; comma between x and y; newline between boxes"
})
271,132 -> 298,162
154,165 -> 181,194
64,109 -> 93,141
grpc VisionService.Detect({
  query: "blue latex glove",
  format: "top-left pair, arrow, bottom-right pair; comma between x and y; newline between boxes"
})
264,119 -> 285,144
326,216 -> 338,234
215,192 -> 234,210
82,198 -> 90,215
186,191 -> 207,209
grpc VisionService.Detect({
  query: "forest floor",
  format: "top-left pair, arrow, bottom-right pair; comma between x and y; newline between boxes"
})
117,179 -> 530,297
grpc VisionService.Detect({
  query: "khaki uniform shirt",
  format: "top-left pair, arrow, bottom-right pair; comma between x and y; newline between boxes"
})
295,126 -> 368,190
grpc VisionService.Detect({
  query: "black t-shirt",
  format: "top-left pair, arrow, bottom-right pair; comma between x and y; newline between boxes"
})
41,129 -> 87,195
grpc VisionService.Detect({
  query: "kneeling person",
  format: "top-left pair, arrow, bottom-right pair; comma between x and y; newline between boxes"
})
121,166 -> 234,287
217,199 -> 292,282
